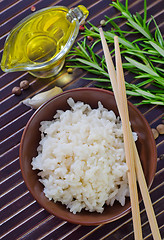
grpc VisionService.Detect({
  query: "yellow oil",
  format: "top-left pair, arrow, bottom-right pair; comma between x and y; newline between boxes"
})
4,7 -> 76,68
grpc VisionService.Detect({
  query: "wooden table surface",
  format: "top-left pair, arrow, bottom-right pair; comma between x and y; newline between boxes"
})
0,0 -> 164,239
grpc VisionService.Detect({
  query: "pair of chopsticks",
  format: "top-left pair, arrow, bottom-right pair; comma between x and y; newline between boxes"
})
99,28 -> 161,240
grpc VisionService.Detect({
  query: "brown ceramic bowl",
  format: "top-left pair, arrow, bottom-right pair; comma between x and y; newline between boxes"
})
19,87 -> 157,225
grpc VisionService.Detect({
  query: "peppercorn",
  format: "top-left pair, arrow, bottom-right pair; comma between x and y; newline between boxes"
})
151,128 -> 159,139
67,68 -> 73,74
100,19 -> 106,26
87,36 -> 93,41
12,86 -> 22,96
159,154 -> 164,161
20,80 -> 29,90
156,124 -> 164,134
79,25 -> 85,31
31,5 -> 36,12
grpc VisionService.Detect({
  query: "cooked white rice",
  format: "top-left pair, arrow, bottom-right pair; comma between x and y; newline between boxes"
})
31,98 -> 137,214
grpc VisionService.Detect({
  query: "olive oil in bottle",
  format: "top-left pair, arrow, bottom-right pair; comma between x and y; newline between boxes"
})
1,5 -> 89,77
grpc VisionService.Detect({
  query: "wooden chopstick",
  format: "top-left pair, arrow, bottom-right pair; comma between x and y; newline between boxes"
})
99,27 -> 161,240
132,140 -> 161,240
114,35 -> 143,240
99,27 -> 142,240
114,35 -> 161,240
99,28 -> 142,240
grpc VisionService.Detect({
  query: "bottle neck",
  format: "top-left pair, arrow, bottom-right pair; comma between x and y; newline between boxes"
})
66,5 -> 89,25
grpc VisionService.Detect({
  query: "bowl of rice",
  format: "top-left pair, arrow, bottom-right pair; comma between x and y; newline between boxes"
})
19,87 -> 157,225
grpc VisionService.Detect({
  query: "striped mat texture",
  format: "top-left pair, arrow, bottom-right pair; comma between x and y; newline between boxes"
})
0,0 -> 164,239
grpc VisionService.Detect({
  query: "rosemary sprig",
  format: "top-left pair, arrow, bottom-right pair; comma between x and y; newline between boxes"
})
67,0 -> 164,106
82,23 -> 163,82
67,39 -> 164,105
109,0 -> 164,57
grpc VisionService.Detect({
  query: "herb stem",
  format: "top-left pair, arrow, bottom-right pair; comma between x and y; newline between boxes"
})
67,0 -> 164,106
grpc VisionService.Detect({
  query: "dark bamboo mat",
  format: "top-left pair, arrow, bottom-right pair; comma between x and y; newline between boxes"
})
0,0 -> 163,239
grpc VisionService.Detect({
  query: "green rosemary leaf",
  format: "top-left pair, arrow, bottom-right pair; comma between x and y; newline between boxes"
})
147,50 -> 159,55
86,45 -> 97,63
133,14 -> 142,27
83,77 -> 109,82
76,42 -> 90,60
136,12 -> 143,25
105,32 -> 136,49
152,16 -> 164,47
149,89 -> 164,93
91,39 -> 101,49
151,82 -> 164,89
106,18 -> 121,31
127,19 -> 152,39
143,0 -> 147,26
132,38 -> 147,44
147,18 -> 153,29
122,50 -> 149,63
136,79 -> 153,87
88,69 -> 107,76
110,1 -> 127,13
139,100 -> 164,105
112,29 -> 139,34
157,94 -> 164,97
135,89 -> 156,98
72,58 -> 101,70
125,57 -> 159,76
155,67 -> 164,73
66,58 -> 81,62
153,76 -> 164,87
125,0 -> 128,11
150,58 -> 164,64
125,90 -> 141,96
105,15 -> 125,25
149,41 -> 164,57
134,74 -> 153,79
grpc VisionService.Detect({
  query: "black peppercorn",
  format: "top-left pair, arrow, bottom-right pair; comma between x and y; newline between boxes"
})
12,86 -> 22,95
20,80 -> 29,90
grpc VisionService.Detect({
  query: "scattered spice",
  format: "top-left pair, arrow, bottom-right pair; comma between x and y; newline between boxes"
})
20,80 -> 29,90
87,36 -> 93,41
152,128 -> 159,139
79,25 -> 85,31
156,124 -> 164,134
12,86 -> 22,96
31,5 -> 36,12
159,154 -> 164,161
67,68 -> 73,74
100,19 -> 106,26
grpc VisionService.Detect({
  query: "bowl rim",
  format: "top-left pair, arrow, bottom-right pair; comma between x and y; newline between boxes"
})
19,87 -> 157,225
